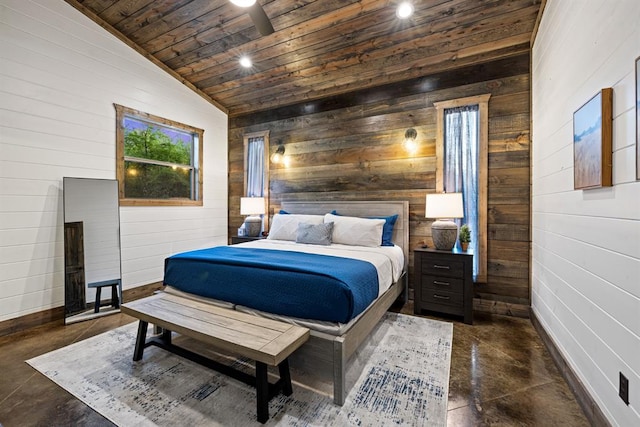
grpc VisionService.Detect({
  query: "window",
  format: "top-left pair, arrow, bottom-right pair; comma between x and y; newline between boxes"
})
244,131 -> 269,198
434,94 -> 490,282
115,105 -> 203,206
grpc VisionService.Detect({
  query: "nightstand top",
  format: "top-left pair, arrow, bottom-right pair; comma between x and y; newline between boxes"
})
414,246 -> 473,256
231,235 -> 266,244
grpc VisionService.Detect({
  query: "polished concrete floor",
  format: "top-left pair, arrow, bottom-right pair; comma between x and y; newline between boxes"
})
0,302 -> 590,426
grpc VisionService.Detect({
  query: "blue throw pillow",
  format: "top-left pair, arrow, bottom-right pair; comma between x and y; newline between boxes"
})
331,212 -> 398,246
370,214 -> 398,246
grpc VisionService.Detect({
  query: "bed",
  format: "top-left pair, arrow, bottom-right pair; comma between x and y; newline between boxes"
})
163,200 -> 409,405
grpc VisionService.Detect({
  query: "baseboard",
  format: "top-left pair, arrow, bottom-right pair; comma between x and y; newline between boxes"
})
0,282 -> 164,338
0,306 -> 66,338
530,309 -> 610,427
473,297 -> 530,318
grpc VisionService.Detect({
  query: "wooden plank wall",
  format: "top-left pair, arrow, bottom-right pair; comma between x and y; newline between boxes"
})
228,54 -> 531,310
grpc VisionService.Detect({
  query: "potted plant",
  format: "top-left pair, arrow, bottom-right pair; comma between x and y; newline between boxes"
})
459,224 -> 471,251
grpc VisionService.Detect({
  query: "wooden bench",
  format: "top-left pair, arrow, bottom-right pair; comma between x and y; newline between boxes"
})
121,293 -> 310,423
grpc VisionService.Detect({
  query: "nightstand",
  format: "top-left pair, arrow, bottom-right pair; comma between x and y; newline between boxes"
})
231,235 -> 265,245
413,247 -> 473,324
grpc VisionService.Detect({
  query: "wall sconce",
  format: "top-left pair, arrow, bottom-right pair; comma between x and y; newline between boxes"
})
271,142 -> 290,167
404,128 -> 418,154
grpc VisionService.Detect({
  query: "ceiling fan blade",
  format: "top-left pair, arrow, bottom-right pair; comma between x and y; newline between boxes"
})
247,3 -> 274,36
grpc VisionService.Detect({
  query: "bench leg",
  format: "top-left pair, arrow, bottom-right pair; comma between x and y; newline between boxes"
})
94,287 -> 102,313
160,328 -> 172,345
111,284 -> 120,309
278,359 -> 293,396
256,362 -> 269,423
133,320 -> 148,361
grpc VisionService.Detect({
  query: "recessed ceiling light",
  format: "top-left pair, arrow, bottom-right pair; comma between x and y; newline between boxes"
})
396,2 -> 414,19
239,56 -> 252,68
230,0 -> 256,7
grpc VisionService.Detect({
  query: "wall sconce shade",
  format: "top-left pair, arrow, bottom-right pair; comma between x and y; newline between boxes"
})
425,193 -> 464,251
271,142 -> 286,164
240,196 -> 266,237
271,142 -> 290,167
404,128 -> 418,154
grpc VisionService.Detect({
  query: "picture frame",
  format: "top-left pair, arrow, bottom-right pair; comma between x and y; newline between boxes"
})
573,88 -> 613,190
636,56 -> 639,180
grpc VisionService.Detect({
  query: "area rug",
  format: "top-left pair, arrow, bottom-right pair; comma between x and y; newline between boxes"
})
27,313 -> 452,426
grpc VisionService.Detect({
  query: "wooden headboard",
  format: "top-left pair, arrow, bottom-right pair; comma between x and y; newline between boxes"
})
280,200 -> 410,271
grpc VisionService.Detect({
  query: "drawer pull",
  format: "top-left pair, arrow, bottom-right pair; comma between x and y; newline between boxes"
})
433,264 -> 450,270
433,280 -> 450,286
433,294 -> 450,300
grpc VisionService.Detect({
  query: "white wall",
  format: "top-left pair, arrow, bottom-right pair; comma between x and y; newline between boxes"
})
532,1 -> 640,425
0,0 -> 228,322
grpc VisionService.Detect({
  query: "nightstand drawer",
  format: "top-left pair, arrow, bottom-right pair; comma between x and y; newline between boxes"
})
422,275 -> 464,294
420,289 -> 464,308
421,258 -> 464,278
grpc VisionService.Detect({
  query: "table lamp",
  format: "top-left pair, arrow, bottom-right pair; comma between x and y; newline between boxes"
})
425,193 -> 464,251
240,197 -> 265,237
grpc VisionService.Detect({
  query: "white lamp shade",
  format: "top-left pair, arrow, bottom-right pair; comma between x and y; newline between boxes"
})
240,197 -> 266,215
425,193 -> 463,219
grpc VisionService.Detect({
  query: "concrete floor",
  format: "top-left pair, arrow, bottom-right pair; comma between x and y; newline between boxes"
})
0,302 -> 590,426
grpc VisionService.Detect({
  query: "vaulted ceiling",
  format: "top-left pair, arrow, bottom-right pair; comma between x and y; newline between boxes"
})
65,0 -> 542,117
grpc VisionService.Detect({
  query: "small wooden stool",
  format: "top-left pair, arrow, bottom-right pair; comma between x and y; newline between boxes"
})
87,279 -> 120,313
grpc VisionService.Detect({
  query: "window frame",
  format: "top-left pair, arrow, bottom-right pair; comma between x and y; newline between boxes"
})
115,104 -> 204,207
434,94 -> 490,283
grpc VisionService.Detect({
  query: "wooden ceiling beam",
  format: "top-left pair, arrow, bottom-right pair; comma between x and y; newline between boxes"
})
228,53 -> 530,121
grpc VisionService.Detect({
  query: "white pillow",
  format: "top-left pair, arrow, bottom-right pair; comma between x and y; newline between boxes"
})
324,213 -> 385,247
267,214 -> 324,241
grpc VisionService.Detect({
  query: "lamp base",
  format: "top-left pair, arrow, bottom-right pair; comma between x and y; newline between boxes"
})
244,216 -> 262,237
431,220 -> 458,251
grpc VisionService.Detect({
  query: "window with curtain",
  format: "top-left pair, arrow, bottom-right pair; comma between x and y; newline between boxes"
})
246,136 -> 265,197
434,95 -> 490,282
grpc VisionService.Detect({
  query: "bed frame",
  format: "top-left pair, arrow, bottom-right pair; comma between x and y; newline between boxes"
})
279,200 -> 409,405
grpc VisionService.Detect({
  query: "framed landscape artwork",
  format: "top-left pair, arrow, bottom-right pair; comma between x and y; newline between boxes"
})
636,56 -> 639,180
573,88 -> 613,189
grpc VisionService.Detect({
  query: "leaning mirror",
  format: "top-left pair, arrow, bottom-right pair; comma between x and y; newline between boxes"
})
63,177 -> 122,324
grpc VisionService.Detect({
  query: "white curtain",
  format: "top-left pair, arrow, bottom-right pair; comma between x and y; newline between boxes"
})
444,105 -> 479,279
246,137 -> 264,197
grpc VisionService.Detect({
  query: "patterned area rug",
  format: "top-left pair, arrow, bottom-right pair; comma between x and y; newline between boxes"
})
28,313 -> 452,426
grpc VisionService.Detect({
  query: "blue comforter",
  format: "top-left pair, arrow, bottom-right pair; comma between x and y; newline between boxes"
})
163,246 -> 379,323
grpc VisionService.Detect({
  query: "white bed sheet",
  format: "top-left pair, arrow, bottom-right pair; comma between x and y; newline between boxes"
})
238,239 -> 405,297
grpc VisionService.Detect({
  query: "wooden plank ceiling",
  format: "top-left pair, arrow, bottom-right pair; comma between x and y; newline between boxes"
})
66,0 -> 542,117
